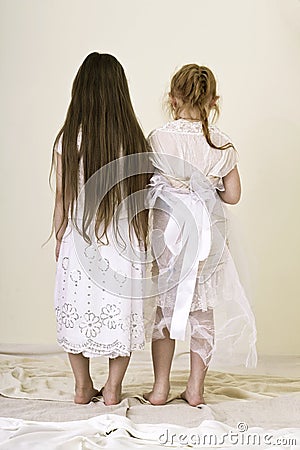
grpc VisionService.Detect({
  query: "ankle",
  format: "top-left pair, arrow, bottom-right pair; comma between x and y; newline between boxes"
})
153,379 -> 170,390
75,382 -> 93,391
186,382 -> 204,395
105,381 -> 122,390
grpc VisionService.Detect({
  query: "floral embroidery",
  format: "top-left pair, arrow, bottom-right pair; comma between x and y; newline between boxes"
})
79,312 -> 102,338
119,313 -> 143,338
62,257 -> 69,270
54,130 -> 147,358
131,262 -> 143,276
61,303 -> 79,328
84,245 -> 98,260
100,304 -> 121,329
97,257 -> 110,272
70,270 -> 81,283
113,271 -> 127,284
55,306 -> 62,332
130,313 -> 143,338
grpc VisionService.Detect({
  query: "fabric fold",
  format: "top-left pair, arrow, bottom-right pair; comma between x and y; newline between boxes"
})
147,170 -> 226,341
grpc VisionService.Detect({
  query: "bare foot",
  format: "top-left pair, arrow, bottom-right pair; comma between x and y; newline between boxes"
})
180,388 -> 206,407
74,386 -> 99,404
143,382 -> 170,405
101,384 -> 122,406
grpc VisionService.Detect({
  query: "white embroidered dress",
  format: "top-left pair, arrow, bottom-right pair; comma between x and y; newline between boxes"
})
148,119 -> 257,368
54,135 -> 146,358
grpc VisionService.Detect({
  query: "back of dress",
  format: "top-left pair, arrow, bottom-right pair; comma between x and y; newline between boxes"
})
148,119 -> 238,190
147,119 -> 257,369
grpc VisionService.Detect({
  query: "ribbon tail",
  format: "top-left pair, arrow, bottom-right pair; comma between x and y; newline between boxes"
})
169,207 -> 212,341
169,255 -> 199,340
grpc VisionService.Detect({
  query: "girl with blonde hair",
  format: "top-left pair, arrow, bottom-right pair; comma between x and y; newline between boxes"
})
145,64 -> 257,406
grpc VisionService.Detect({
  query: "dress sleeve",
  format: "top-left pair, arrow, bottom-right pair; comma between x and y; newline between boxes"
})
147,130 -> 181,176
210,127 -> 238,171
208,127 -> 239,190
55,134 -> 63,155
147,130 -> 166,171
147,130 -> 160,153
215,146 -> 239,178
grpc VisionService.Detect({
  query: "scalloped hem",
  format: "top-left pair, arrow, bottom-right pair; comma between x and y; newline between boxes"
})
57,338 -> 145,359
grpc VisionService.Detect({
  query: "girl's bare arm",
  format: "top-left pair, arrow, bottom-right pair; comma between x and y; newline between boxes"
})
218,166 -> 241,205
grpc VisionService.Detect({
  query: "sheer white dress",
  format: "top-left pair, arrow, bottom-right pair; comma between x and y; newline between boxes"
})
147,119 -> 257,368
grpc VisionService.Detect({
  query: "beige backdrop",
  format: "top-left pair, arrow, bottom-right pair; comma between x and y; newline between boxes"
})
0,0 -> 299,356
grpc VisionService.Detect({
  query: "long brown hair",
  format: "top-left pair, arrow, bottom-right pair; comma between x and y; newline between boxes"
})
47,52 -> 151,247
169,64 -> 233,150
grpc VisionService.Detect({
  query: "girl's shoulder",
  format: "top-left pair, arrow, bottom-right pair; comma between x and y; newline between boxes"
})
148,120 -> 231,140
148,119 -> 203,139
208,125 -> 232,142
208,126 -> 237,152
147,122 -> 172,141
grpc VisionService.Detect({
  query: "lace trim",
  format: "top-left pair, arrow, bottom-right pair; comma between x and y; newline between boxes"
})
57,337 -> 144,358
158,119 -> 215,135
155,263 -> 225,312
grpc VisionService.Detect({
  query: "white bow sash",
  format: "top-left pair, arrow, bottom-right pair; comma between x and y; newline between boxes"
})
148,171 -> 222,340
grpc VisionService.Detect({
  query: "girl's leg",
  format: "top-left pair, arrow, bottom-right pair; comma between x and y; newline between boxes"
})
68,353 -> 98,404
102,356 -> 131,406
144,325 -> 175,405
181,309 -> 214,406
181,351 -> 207,406
146,207 -> 176,404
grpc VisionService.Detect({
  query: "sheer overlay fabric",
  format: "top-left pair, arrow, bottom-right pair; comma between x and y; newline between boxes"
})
147,119 -> 257,368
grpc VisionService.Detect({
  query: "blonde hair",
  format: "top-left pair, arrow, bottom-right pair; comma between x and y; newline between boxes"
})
169,64 -> 233,150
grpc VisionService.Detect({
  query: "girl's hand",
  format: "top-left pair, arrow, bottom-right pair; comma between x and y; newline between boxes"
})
55,240 -> 61,262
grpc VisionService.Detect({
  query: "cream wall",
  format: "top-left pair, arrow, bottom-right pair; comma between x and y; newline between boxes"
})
0,0 -> 299,355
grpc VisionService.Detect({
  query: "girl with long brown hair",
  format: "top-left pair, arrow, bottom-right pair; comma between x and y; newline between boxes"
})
144,64 -> 257,406
50,52 -> 151,405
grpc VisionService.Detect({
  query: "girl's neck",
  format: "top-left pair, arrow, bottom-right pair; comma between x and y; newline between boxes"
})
178,115 -> 201,122
176,107 -> 201,122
